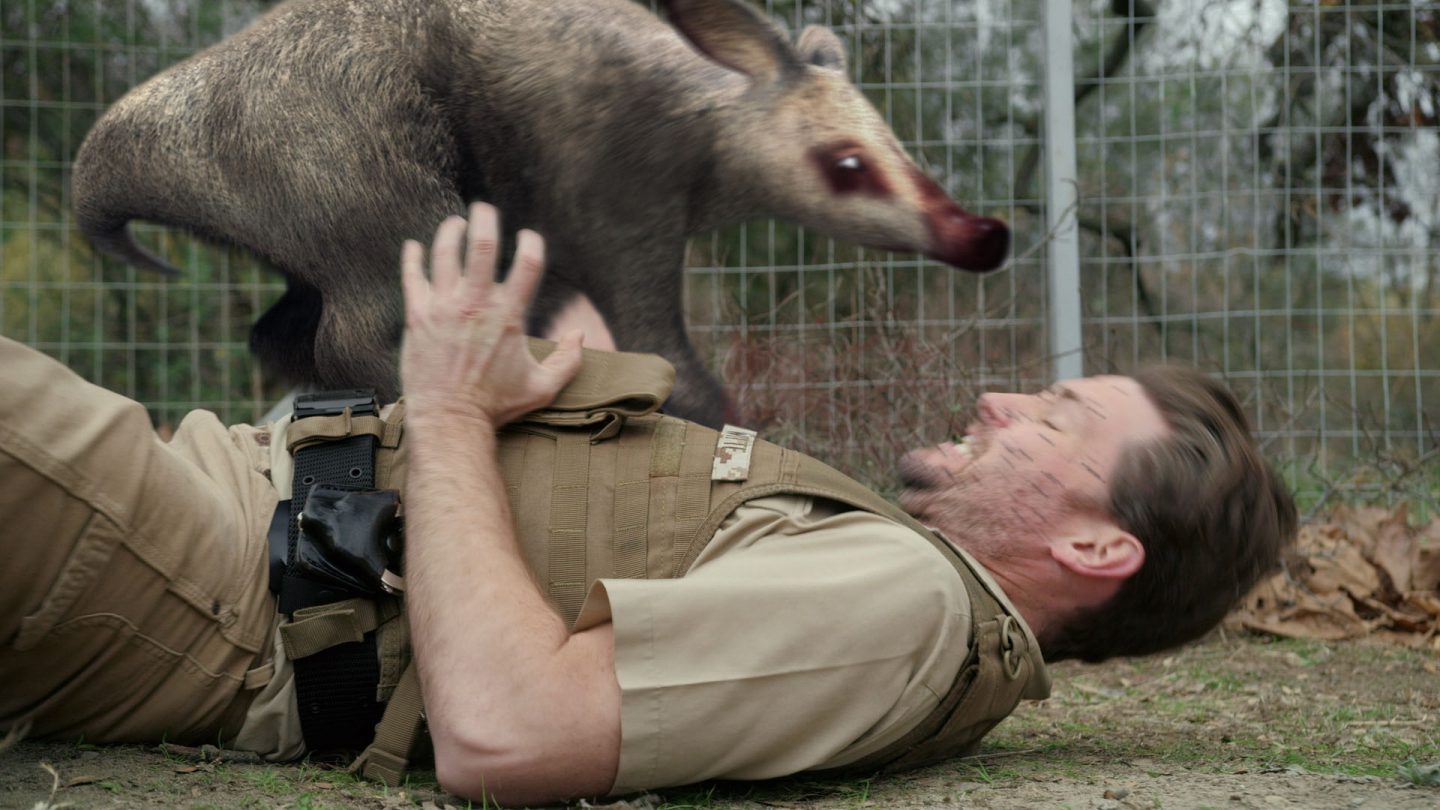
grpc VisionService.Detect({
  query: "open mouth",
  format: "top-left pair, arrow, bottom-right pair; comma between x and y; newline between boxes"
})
898,437 -> 977,491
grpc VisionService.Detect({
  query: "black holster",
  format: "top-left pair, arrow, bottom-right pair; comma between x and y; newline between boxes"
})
264,389 -> 403,755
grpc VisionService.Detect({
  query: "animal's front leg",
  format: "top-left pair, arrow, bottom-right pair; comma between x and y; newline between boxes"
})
312,281 -> 407,402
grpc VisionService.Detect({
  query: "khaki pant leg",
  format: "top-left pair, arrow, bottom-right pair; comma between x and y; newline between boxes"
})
0,338 -> 278,744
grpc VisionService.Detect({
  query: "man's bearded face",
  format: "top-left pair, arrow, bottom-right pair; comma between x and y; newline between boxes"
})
898,376 -> 1168,562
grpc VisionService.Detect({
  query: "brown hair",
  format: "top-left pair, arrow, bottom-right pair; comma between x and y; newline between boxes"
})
1042,365 -> 1297,663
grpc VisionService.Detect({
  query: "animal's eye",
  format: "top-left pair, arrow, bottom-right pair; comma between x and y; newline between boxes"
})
811,144 -> 886,196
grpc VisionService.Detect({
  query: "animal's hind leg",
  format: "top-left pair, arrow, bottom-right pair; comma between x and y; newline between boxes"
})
311,288 -> 406,403
250,282 -> 323,387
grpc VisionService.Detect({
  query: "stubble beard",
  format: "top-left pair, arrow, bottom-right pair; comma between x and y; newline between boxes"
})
907,467 -> 1067,566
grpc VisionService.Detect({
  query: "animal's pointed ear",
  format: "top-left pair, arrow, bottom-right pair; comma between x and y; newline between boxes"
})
797,25 -> 847,72
661,0 -> 802,85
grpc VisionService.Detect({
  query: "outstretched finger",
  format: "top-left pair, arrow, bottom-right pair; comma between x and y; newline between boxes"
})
400,240 -> 429,323
429,215 -> 467,297
462,202 -> 500,303
502,229 -> 548,317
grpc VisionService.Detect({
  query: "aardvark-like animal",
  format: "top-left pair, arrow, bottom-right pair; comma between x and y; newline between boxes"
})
72,0 -> 1008,427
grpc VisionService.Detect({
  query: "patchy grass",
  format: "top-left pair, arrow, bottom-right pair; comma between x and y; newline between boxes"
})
2,634 -> 1437,809
1397,759 -> 1440,787
988,633 -> 1440,781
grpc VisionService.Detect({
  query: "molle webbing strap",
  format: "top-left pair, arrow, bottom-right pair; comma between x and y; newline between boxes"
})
350,662 -> 425,787
548,431 -> 592,621
524,338 -> 675,440
280,598 -> 396,661
527,338 -> 674,416
645,418 -> 686,577
286,413 -> 388,454
649,419 -> 686,477
374,401 -> 406,493
375,606 -> 411,704
611,419 -> 655,581
672,423 -> 716,574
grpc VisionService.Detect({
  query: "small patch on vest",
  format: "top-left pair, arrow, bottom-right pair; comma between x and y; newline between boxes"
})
712,424 -> 758,481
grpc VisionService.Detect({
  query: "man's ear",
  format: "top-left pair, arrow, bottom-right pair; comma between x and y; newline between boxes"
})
1050,524 -> 1145,580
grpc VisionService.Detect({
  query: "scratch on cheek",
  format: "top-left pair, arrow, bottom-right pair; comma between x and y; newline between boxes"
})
1084,402 -> 1107,419
1030,481 -> 1047,497
1078,461 -> 1106,483
1041,471 -> 1063,489
1000,455 -> 1016,470
1037,432 -> 1056,446
1003,441 -> 1032,462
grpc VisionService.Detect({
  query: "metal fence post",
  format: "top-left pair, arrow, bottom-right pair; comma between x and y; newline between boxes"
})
1042,0 -> 1083,382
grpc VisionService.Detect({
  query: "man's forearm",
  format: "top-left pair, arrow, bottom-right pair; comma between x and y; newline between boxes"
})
404,413 -> 620,802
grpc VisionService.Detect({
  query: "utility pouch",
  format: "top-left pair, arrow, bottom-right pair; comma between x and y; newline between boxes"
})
293,486 -> 404,597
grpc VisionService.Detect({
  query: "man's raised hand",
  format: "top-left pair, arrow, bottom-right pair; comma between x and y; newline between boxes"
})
399,203 -> 583,428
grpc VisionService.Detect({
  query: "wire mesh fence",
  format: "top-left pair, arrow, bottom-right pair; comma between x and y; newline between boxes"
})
1,0 -> 1435,509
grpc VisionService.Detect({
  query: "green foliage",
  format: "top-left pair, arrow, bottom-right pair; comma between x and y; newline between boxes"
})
1,0 -> 286,426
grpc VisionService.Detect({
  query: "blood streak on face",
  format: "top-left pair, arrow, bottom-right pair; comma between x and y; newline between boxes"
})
809,138 -> 1010,272
905,164 -> 1010,273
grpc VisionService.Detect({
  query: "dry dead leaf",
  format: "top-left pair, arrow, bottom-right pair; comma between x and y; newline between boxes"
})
63,775 -> 100,787
1303,539 -> 1380,598
1371,507 -> 1418,593
1403,591 -> 1440,617
1232,508 -> 1440,646
1414,547 -> 1440,592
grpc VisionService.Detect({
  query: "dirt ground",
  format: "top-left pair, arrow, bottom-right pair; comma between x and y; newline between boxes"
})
2,633 -> 1437,810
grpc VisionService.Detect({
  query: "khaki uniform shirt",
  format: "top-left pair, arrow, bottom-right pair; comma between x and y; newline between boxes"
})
238,417 -> 1034,791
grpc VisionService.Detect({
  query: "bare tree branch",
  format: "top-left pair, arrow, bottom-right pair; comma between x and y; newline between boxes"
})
1014,0 -> 1157,199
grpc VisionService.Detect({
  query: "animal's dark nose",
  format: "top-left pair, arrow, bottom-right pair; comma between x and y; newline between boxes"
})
930,210 -> 1012,273
967,217 -> 1011,272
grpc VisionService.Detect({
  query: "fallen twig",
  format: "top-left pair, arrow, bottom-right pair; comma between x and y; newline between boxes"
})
0,718 -> 32,755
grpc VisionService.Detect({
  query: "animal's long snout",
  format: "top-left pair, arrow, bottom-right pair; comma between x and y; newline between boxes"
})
929,208 -> 1011,273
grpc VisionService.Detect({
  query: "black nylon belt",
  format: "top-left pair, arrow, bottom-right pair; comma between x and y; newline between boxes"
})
279,391 -> 385,755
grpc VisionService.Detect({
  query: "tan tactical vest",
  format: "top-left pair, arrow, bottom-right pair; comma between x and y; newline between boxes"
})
277,340 -> 1049,787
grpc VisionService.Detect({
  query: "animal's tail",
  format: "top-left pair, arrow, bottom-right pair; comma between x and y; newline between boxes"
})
74,208 -> 184,277
71,116 -> 186,277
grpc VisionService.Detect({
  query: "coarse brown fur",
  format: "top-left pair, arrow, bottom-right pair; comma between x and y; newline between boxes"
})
72,0 -> 1008,427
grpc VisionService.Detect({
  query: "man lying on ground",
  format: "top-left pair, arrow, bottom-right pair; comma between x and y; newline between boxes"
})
1,205 -> 1296,805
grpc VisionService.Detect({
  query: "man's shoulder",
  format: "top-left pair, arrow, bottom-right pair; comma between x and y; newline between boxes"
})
708,493 -> 972,608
